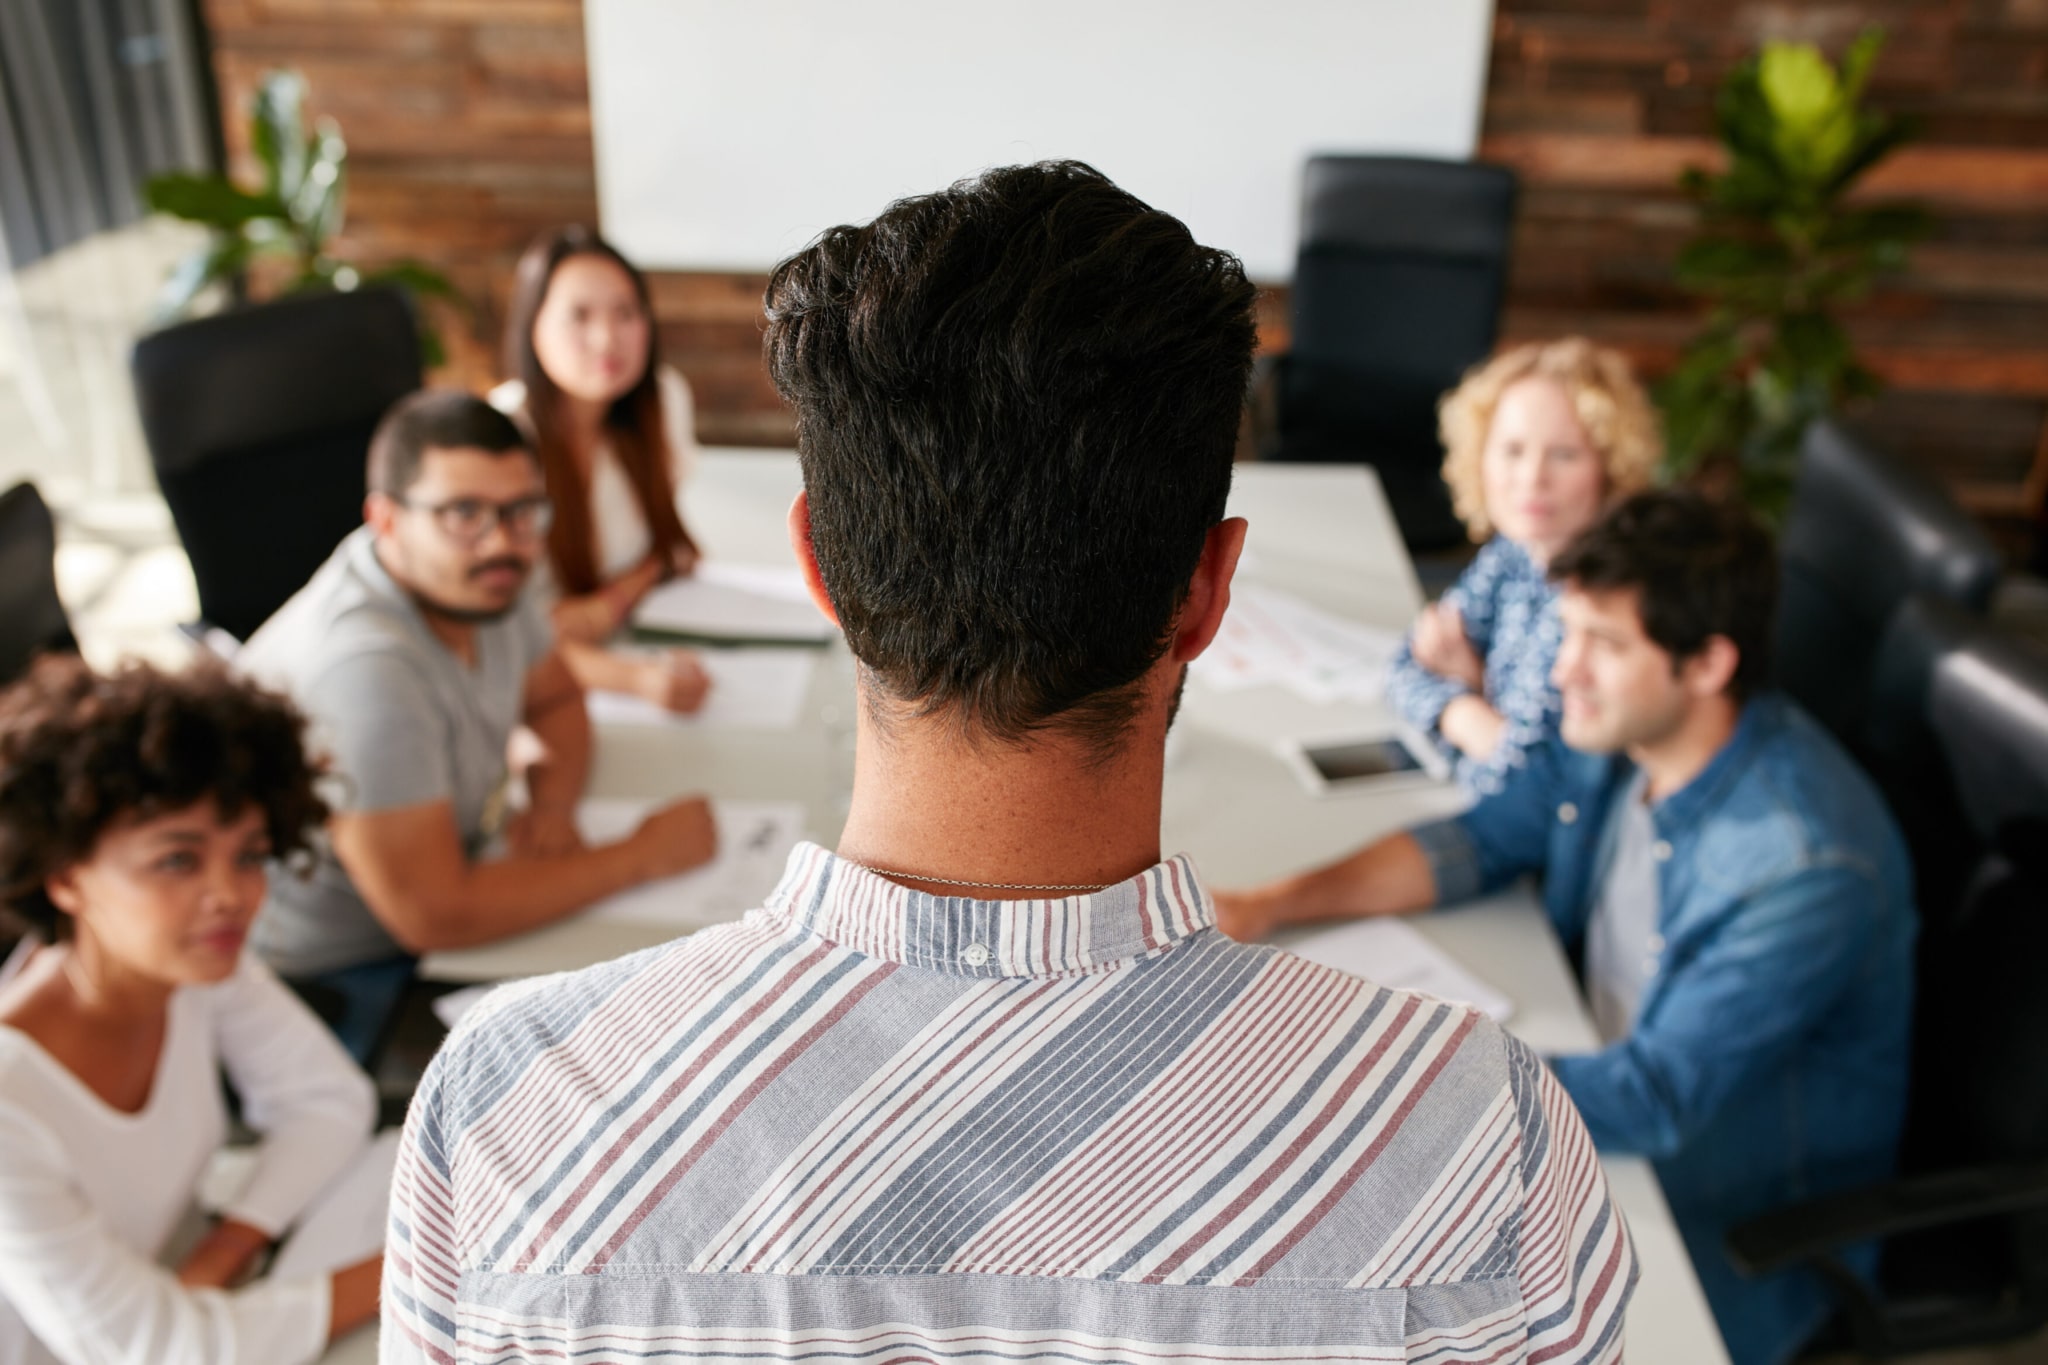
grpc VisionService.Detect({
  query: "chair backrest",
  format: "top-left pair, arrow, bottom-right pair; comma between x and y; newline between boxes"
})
1276,156 -> 1517,550
1899,614 -> 2048,1178
1776,419 -> 2000,741
0,482 -> 78,686
1864,596 -> 1980,928
130,287 -> 421,641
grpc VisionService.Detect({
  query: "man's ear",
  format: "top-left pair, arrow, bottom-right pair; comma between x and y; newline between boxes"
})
1171,517 -> 1248,663
1680,634 -> 1741,699
786,490 -> 841,628
364,490 -> 399,540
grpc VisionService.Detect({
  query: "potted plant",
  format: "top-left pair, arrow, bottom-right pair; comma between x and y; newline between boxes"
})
1656,29 -> 1929,516
143,69 -> 460,364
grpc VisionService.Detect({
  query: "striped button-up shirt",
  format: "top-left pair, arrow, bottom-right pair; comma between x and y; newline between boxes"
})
384,844 -> 1635,1363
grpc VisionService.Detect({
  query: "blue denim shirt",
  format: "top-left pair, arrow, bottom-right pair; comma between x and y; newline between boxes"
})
1411,693 -> 1915,1365
1386,537 -> 1564,796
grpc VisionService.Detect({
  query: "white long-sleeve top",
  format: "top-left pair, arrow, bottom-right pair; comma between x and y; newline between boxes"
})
0,949 -> 376,1365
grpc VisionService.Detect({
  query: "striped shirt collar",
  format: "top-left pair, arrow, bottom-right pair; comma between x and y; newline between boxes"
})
765,842 -> 1216,977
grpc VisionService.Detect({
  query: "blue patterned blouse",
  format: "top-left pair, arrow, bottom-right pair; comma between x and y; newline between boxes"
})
1385,536 -> 1563,795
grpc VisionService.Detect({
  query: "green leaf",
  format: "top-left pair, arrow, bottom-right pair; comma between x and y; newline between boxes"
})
1760,42 -> 1841,134
292,118 -> 348,250
1838,27 -> 1886,105
150,234 -> 252,321
362,261 -> 464,303
251,70 -> 308,203
143,173 -> 284,227
1823,116 -> 1916,196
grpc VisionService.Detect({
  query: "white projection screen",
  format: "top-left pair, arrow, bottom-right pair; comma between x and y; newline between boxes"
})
586,0 -> 1496,281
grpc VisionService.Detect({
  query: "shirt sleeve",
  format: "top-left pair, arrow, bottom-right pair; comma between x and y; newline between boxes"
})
1505,1033 -> 1636,1361
1384,543 -> 1503,737
0,1104 -> 331,1365
381,1039 -> 462,1365
302,649 -> 453,814
212,957 -> 377,1238
1551,861 -> 1883,1159
1410,737 -> 1567,904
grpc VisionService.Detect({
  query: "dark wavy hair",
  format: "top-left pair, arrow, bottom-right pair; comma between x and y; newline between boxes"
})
0,656 -> 330,939
1550,488 -> 1779,703
764,161 -> 1258,750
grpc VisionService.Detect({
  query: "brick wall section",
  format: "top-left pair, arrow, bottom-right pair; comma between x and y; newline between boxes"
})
201,0 -> 2048,516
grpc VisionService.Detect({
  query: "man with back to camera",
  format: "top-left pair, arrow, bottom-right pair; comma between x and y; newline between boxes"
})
1217,489 -> 1916,1365
382,162 -> 1635,1364
238,390 -> 716,1062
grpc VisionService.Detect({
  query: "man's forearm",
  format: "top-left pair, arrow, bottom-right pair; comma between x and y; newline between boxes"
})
1265,833 -> 1439,926
1219,832 -> 1442,941
399,840 -> 657,951
524,683 -> 592,820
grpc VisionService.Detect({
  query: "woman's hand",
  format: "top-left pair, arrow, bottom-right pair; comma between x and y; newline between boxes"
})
1411,602 -> 1486,692
634,648 -> 712,714
1438,694 -> 1508,760
552,556 -> 667,645
668,532 -> 701,577
552,591 -> 624,645
326,1255 -> 384,1343
175,1217 -> 272,1289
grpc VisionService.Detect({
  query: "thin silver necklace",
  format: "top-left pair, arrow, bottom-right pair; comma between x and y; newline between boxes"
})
843,859 -> 1113,894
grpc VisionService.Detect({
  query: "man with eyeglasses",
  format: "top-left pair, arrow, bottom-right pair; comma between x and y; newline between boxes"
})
239,390 -> 717,1061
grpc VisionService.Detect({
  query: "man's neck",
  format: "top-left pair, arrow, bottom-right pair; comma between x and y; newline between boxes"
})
834,695 -> 1168,900
373,539 -> 479,663
1631,694 -> 1743,804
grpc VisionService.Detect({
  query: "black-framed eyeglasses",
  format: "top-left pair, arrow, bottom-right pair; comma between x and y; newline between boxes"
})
394,494 -> 554,545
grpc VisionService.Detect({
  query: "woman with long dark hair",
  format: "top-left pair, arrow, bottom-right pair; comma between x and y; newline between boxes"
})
492,226 -> 711,713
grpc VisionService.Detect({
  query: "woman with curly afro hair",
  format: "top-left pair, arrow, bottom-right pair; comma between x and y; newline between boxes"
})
0,657 -> 382,1364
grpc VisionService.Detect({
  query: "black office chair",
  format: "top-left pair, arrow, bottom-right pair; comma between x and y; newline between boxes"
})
1775,418 -> 2000,745
1249,155 -> 1518,553
1729,614 -> 2048,1355
130,287 -> 422,642
0,482 -> 79,686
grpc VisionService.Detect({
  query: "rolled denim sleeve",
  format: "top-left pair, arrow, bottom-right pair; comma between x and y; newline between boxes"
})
1411,738 -> 1563,904
1552,860 -> 1884,1159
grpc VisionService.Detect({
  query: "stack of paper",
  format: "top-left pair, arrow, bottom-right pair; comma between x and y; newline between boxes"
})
573,797 -> 806,930
1191,583 -> 1404,704
1285,916 -> 1513,1021
585,647 -> 818,731
633,562 -> 835,644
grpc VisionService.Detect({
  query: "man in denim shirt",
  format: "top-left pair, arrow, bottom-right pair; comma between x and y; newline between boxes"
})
1219,490 -> 1915,1365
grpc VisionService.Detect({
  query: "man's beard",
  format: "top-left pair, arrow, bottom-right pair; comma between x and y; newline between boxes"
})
408,557 -> 530,625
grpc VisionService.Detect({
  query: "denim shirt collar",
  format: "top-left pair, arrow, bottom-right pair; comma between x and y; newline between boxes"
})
1645,692 -> 1787,836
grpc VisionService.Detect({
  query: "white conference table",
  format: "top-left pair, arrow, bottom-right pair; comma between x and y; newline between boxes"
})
402,449 -> 1728,1362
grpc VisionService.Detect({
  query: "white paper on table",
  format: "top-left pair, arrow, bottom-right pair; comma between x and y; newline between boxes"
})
268,1130 -> 403,1280
1286,916 -> 1514,1022
575,798 -> 805,929
585,648 -> 818,731
633,561 -> 834,643
1192,583 -> 1404,705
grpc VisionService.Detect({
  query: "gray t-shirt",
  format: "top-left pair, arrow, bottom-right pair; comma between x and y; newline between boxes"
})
1584,770 -> 1663,1045
239,527 -> 553,976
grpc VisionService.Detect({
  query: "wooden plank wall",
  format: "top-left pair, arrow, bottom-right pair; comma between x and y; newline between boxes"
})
1478,0 -> 2048,524
202,0 -> 2048,525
